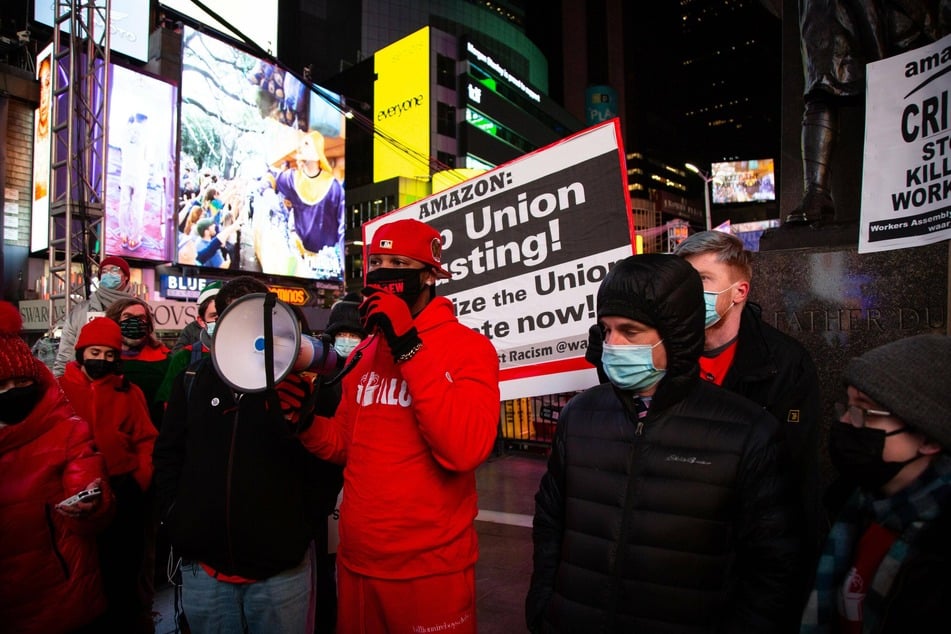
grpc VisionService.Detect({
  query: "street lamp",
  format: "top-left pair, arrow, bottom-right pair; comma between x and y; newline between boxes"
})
685,163 -> 713,231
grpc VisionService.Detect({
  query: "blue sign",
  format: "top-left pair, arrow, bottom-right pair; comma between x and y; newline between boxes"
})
585,85 -> 618,125
160,275 -> 215,300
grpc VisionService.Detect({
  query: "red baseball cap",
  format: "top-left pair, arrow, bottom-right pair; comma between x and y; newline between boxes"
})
368,219 -> 451,279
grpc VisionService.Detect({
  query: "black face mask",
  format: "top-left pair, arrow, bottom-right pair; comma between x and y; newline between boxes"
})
83,358 -> 119,380
119,317 -> 148,340
0,383 -> 43,425
828,421 -> 920,491
365,268 -> 427,306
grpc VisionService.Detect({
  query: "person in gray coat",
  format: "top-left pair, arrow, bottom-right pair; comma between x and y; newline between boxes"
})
54,256 -> 135,377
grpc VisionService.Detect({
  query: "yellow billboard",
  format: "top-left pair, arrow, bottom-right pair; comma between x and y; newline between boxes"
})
374,27 -> 430,182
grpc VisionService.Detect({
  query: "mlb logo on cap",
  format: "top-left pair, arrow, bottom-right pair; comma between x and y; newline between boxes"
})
369,219 -> 452,279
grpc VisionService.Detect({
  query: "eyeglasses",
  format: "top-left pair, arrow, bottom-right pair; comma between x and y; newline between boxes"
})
101,265 -> 122,275
834,402 -> 893,428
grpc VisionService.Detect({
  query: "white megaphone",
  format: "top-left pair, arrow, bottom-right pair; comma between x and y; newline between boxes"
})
211,292 -> 338,392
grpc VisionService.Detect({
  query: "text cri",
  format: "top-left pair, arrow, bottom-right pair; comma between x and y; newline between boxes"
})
772,306 -> 945,332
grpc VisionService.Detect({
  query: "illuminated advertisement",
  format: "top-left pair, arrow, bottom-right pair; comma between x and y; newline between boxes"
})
178,27 -> 347,283
466,40 -> 541,104
34,0 -> 151,62
160,0 -> 278,55
364,120 -> 633,400
710,158 -> 776,204
103,65 -> 178,261
373,27 -> 430,182
33,47 -> 107,253
30,44 -> 53,252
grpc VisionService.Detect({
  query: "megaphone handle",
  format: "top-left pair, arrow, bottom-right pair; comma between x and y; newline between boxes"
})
263,293 -> 277,390
293,375 -> 320,433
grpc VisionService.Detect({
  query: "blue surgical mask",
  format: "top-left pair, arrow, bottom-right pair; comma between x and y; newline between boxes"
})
100,272 -> 122,290
702,283 -> 737,328
334,336 -> 360,357
601,340 -> 666,392
205,322 -> 216,337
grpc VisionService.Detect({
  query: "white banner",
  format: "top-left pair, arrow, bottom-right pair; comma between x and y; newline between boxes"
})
859,33 -> 951,253
363,120 -> 634,400
19,298 -> 200,332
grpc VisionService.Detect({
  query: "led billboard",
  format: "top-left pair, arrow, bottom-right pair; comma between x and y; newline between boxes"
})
30,44 -> 53,252
178,27 -> 346,283
103,65 -> 179,262
160,0 -> 278,55
373,27 -> 430,182
31,48 -> 178,262
710,158 -> 776,204
34,0 -> 151,62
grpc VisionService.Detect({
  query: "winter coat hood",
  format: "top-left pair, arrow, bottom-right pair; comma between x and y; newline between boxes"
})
596,253 -> 704,407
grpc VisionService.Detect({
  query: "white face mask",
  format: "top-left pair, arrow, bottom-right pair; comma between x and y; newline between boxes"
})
601,340 -> 666,392
334,335 -> 360,357
702,282 -> 737,328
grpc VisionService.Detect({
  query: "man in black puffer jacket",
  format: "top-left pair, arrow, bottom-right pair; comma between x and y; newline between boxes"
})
526,254 -> 803,633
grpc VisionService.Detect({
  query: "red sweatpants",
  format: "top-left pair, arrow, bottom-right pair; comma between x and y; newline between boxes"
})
336,563 -> 476,634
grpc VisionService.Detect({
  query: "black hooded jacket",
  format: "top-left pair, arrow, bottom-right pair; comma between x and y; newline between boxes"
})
526,255 -> 802,633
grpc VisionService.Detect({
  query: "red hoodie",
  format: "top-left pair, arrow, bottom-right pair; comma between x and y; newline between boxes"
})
301,297 -> 500,579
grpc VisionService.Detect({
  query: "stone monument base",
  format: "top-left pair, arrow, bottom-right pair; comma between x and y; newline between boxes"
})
751,239 -> 950,492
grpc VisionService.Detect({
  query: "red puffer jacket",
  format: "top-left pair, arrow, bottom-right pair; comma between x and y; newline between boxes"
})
59,361 -> 157,490
0,363 -> 114,633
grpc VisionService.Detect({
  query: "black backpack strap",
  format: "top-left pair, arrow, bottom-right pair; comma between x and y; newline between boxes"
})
190,341 -> 204,366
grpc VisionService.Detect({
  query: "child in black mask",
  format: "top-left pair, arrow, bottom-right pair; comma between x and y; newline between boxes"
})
58,316 -> 158,632
803,334 -> 951,632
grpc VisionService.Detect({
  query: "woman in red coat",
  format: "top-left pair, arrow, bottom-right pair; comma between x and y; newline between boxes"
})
59,316 -> 158,633
0,301 -> 113,633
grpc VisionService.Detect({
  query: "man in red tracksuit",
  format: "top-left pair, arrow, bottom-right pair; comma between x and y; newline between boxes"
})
299,218 -> 500,633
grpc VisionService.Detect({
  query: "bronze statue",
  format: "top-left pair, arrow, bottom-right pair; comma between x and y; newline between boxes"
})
788,0 -> 949,224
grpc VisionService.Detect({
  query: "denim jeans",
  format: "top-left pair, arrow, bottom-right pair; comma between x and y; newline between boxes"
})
181,543 -> 315,634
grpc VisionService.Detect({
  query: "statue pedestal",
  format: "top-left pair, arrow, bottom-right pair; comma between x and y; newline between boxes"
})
752,240 -> 950,489
759,220 -> 858,251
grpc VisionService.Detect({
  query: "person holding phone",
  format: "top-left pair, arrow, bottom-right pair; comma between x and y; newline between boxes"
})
59,317 -> 158,632
0,301 -> 115,632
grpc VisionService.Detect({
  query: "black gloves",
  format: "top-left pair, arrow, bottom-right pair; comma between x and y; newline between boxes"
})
359,287 -> 422,363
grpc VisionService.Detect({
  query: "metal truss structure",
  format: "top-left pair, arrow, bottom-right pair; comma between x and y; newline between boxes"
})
47,0 -> 110,329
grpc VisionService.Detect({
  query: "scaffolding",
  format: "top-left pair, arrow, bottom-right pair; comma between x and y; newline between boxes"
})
47,0 -> 111,330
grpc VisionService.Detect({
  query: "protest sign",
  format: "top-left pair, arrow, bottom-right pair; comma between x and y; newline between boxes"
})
860,33 -> 951,253
364,120 -> 634,399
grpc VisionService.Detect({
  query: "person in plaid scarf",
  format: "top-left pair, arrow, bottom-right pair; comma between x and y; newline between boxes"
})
802,334 -> 951,633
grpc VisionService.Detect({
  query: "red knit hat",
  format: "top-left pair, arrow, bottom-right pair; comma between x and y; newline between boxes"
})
368,219 -> 451,278
0,301 -> 39,381
99,255 -> 130,279
76,317 -> 123,352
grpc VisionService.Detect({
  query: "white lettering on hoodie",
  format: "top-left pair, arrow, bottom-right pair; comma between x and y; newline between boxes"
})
355,370 -> 412,407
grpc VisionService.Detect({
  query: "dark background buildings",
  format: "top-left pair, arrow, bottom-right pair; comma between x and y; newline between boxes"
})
270,0 -> 784,195
520,1 -> 783,166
